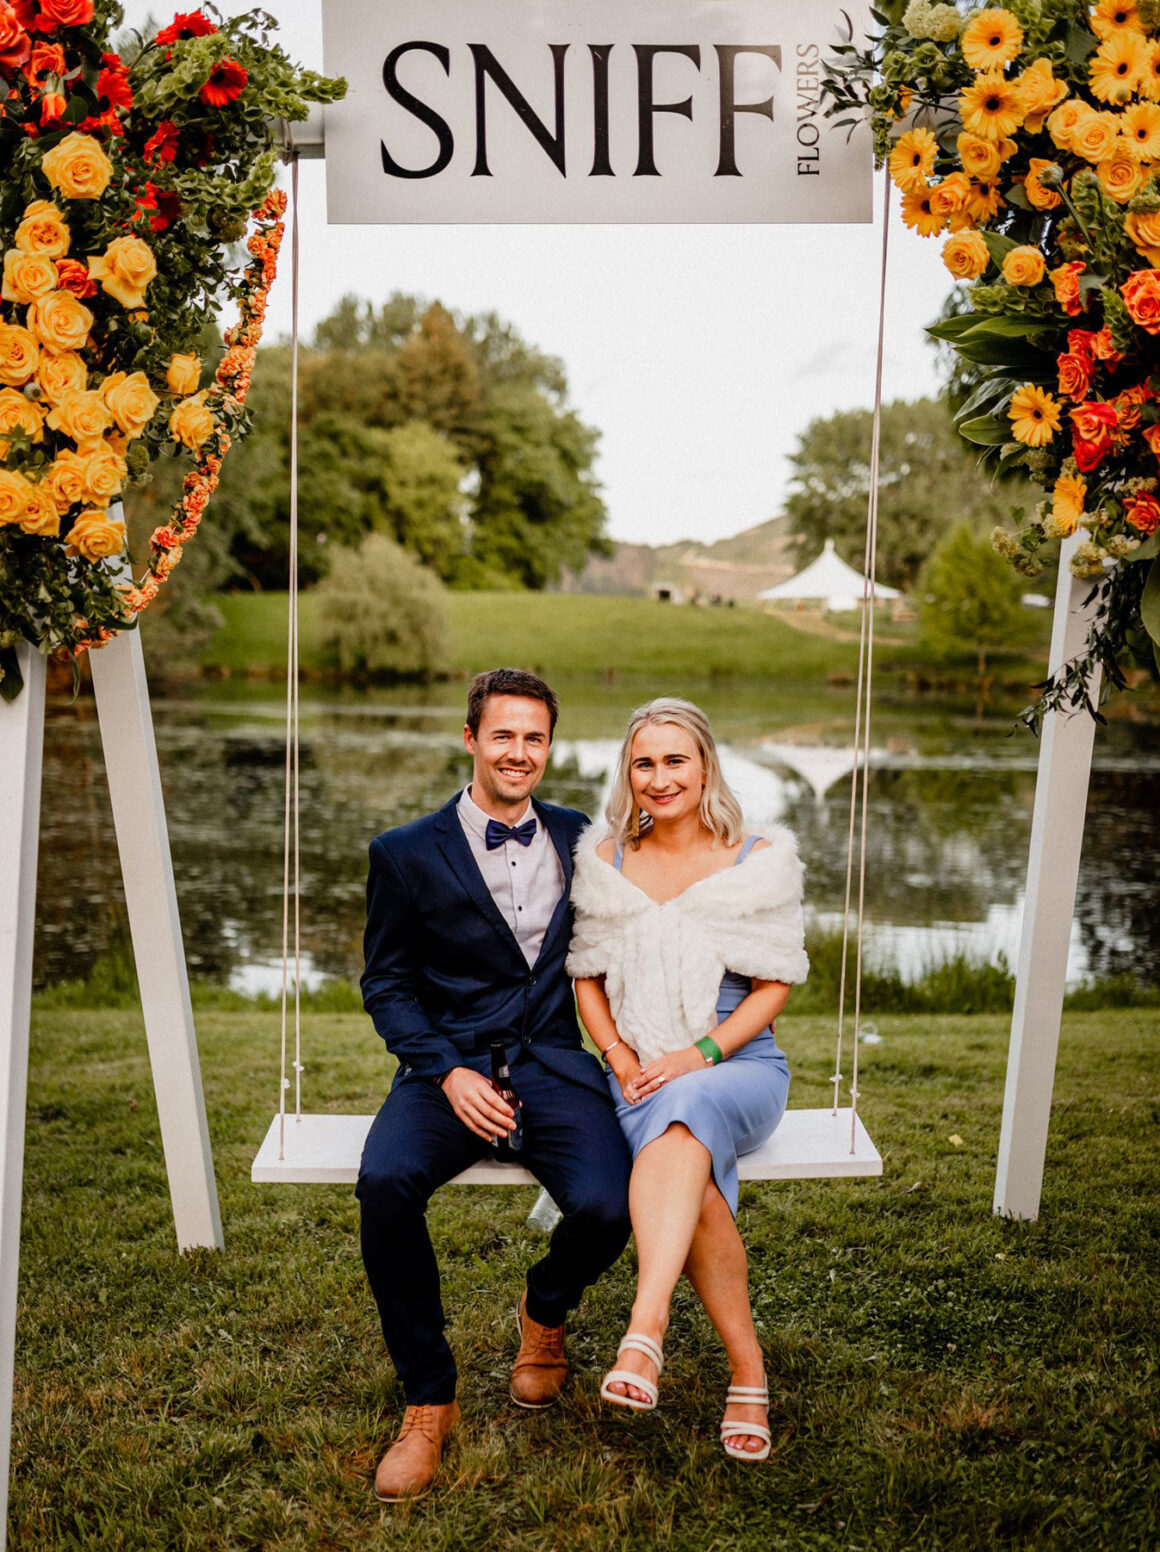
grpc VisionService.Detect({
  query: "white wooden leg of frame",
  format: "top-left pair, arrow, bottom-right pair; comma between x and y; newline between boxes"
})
89,629 -> 223,1251
994,535 -> 1101,1222
0,644 -> 46,1552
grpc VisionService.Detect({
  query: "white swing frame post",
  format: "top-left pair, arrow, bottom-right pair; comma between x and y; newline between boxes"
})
993,533 -> 1102,1222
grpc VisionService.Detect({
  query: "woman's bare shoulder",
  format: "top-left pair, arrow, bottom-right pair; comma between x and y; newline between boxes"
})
595,836 -> 616,863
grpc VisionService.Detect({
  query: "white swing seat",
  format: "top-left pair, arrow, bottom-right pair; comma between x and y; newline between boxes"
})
250,1107 -> 882,1185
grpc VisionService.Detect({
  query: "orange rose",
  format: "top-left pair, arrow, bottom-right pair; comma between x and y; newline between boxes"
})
14,200 -> 70,258
1073,109 -> 1121,162
2,249 -> 57,304
1057,352 -> 1093,398
40,132 -> 113,200
1097,147 -> 1144,202
1003,245 -> 1047,286
1024,159 -> 1062,211
0,322 -> 38,386
169,392 -> 214,450
0,470 -> 31,527
166,353 -> 201,395
27,291 -> 92,353
87,235 -> 157,309
0,387 -> 44,455
929,171 -> 972,219
1051,260 -> 1086,315
64,508 -> 126,561
36,348 -> 87,403
102,370 -> 160,438
45,387 -> 112,443
1125,209 -> 1160,265
1122,269 -> 1160,332
1124,490 -> 1160,534
942,229 -> 990,279
80,440 -> 127,504
45,448 -> 88,514
20,483 -> 60,538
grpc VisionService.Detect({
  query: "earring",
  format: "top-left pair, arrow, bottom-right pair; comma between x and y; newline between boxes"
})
629,803 -> 640,843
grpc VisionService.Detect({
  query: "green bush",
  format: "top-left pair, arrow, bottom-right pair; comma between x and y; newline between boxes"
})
313,532 -> 448,680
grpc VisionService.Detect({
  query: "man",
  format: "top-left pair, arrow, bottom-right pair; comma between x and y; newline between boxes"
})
358,667 -> 632,1503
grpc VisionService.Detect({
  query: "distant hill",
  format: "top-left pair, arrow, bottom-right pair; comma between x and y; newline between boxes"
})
559,516 -> 796,603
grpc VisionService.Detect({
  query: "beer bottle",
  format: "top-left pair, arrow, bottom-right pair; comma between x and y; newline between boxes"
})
488,1039 -> 523,1155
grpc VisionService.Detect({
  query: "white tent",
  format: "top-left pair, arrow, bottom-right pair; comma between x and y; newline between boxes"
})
758,538 -> 901,613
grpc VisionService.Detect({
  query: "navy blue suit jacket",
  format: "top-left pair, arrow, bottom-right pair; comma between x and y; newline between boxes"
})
361,793 -> 606,1098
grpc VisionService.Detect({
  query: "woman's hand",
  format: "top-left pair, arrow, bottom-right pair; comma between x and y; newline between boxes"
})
606,1043 -> 643,1100
628,1046 -> 706,1102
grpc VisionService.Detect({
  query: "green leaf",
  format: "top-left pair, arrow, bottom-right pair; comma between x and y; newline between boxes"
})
958,414 -> 1012,446
950,337 -> 1054,371
960,314 -> 1056,342
1140,557 -> 1160,644
955,375 -> 1015,423
982,231 -> 1021,265
1130,530 -> 1160,562
0,646 -> 23,703
926,314 -> 981,343
1065,23 -> 1099,66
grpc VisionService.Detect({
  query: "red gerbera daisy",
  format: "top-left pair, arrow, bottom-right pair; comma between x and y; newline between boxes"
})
97,49 -> 131,111
199,55 -> 246,105
155,9 -> 215,45
143,117 -> 179,164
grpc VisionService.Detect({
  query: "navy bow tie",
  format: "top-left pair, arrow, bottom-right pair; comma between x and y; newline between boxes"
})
485,817 -> 537,850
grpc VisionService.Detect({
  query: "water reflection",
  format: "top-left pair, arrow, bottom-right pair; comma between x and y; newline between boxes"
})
32,690 -> 1160,993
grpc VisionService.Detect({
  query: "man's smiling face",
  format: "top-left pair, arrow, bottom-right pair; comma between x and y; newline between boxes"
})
464,694 -> 552,819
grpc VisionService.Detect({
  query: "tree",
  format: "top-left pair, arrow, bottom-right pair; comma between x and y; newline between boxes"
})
784,398 -> 1035,591
918,522 -> 1040,723
315,533 -> 449,680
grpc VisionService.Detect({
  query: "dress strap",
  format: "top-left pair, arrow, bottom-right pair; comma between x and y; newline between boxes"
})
613,841 -> 624,871
735,834 -> 761,864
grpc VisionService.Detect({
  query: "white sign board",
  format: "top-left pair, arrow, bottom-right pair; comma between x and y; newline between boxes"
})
321,0 -> 872,224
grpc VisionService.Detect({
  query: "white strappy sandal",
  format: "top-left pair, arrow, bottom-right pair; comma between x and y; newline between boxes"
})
599,1332 -> 664,1412
720,1384 -> 772,1461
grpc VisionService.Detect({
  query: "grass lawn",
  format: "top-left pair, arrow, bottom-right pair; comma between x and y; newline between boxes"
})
10,1008 -> 1158,1549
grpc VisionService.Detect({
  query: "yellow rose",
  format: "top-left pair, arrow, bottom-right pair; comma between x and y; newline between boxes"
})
169,392 -> 214,450
0,323 -> 39,386
27,292 -> 92,353
0,469 -> 31,527
80,440 -> 127,504
20,483 -> 60,538
929,171 -> 972,219
1073,109 -> 1121,162
1024,158 -> 1063,210
45,448 -> 88,514
942,229 -> 990,279
1003,245 -> 1047,285
65,508 -> 126,561
1097,147 -> 1144,201
166,353 -> 201,396
37,349 -> 87,404
957,132 -> 1005,180
45,387 -> 113,443
15,201 -> 70,259
102,370 -> 160,439
40,132 -> 113,200
0,387 -> 44,456
1048,99 -> 1091,151
1125,208 -> 1160,263
87,236 -> 157,310
2,249 -> 58,305
1016,57 -> 1068,133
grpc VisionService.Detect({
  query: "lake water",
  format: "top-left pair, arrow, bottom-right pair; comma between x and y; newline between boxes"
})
32,682 -> 1160,994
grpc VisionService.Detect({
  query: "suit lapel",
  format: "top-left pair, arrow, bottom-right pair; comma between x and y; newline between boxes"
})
532,800 -> 576,968
433,798 -> 524,959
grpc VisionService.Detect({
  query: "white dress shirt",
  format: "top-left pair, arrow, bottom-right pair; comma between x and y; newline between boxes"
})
457,786 -> 566,967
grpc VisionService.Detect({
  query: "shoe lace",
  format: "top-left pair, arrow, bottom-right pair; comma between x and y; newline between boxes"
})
399,1405 -> 440,1444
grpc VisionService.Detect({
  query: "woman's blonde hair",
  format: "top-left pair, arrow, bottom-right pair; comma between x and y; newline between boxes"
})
605,696 -> 744,849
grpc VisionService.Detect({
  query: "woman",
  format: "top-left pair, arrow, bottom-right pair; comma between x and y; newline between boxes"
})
567,697 -> 808,1460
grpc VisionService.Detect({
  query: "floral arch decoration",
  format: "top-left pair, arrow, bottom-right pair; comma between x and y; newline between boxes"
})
825,0 -> 1160,725
0,0 -> 343,698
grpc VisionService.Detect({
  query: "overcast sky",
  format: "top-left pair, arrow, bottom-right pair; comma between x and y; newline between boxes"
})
124,0 -> 957,547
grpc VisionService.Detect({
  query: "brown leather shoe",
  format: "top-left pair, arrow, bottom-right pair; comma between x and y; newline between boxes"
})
373,1400 -> 460,1503
509,1292 -> 568,1409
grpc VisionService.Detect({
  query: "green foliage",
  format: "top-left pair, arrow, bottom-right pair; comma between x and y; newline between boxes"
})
218,296 -> 608,590
783,398 -> 1035,590
314,533 -> 448,681
919,522 -> 1039,676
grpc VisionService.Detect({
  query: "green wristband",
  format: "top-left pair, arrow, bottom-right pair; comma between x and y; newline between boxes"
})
695,1035 -> 723,1066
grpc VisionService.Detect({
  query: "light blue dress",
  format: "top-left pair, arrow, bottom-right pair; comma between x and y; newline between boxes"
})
606,836 -> 791,1214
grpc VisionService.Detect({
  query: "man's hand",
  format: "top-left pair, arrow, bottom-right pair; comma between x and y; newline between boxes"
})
440,1066 -> 515,1142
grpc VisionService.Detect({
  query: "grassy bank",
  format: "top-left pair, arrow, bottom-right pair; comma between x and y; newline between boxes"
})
10,1008 -> 1159,1549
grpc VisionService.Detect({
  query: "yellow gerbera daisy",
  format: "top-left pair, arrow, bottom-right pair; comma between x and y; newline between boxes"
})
1091,0 -> 1146,41
964,181 -> 1005,222
888,127 -> 939,193
960,9 -> 1024,71
1140,40 -> 1160,102
960,74 -> 1025,140
1009,385 -> 1061,447
1121,101 -> 1160,158
1051,474 -> 1086,535
899,185 -> 948,237
1089,29 -> 1149,104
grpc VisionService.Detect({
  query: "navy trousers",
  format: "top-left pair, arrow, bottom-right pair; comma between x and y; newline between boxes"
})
356,1048 -> 632,1405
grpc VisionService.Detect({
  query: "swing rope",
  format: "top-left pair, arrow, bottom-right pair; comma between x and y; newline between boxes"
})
833,168 -> 891,1150
277,153 -> 303,1160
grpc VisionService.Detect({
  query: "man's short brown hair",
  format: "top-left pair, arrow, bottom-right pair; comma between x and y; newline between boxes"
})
466,667 -> 559,739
